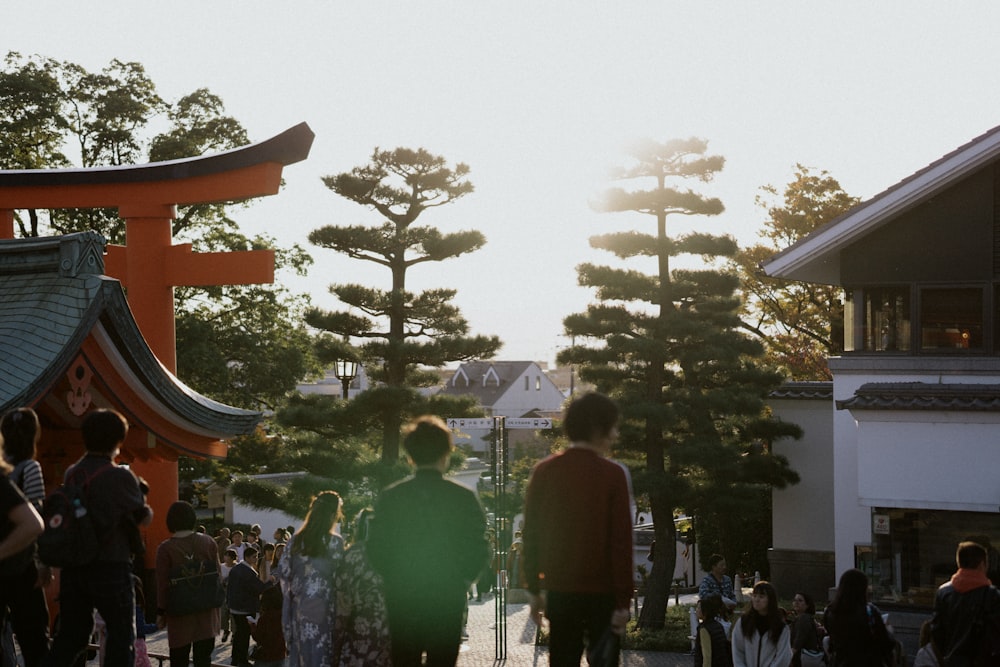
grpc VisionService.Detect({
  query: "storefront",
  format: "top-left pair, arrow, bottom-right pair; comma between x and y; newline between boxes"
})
862,507 -> 1000,609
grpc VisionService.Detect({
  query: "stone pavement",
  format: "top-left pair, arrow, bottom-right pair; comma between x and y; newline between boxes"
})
110,593 -> 696,666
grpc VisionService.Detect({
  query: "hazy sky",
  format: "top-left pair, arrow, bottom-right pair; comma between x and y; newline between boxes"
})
8,3 -> 1000,364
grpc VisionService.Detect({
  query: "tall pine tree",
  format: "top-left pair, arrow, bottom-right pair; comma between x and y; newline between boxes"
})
559,138 -> 799,628
307,147 -> 502,465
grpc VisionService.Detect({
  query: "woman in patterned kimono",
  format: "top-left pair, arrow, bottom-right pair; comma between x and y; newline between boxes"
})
275,491 -> 345,667
332,508 -> 391,667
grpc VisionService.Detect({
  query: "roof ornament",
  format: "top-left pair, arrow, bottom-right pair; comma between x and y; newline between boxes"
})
0,231 -> 105,278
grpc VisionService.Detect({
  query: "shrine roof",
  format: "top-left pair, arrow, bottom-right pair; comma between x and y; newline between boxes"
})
0,232 -> 260,437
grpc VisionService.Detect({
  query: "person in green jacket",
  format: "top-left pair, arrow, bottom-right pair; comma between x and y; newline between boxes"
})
367,416 -> 490,667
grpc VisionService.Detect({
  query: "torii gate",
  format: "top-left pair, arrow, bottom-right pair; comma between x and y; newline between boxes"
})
0,122 -> 314,549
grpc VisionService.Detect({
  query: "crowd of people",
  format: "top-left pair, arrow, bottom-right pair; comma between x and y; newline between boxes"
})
694,540 -> 1000,667
5,395 -> 1000,667
0,404 -> 491,667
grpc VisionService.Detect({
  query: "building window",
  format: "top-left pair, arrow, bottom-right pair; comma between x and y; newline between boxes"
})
535,376 -> 541,390
868,507 -> 1000,609
525,376 -> 529,391
919,287 -> 984,351
862,286 -> 911,352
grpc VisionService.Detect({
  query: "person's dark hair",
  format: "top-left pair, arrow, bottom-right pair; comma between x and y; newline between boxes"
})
291,491 -> 343,558
563,392 -> 619,442
166,501 -> 197,533
740,581 -> 784,644
0,408 -> 40,464
260,585 -> 282,610
402,416 -> 452,465
796,591 -> 816,615
707,554 -> 725,568
81,409 -> 128,454
957,541 -> 988,570
827,568 -> 870,639
224,548 -> 237,561
700,594 -> 724,622
243,544 -> 259,559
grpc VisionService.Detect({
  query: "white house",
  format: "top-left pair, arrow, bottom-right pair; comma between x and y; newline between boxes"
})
437,360 -> 567,454
764,124 -> 1000,655
439,360 -> 567,417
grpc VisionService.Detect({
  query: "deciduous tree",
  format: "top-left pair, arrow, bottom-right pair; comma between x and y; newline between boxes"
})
0,52 -> 317,411
734,165 -> 859,379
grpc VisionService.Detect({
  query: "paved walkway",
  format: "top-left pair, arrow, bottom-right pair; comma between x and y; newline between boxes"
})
108,593 -> 697,666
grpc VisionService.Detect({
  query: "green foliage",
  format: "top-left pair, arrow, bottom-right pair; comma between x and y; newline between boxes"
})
733,165 -> 860,380
560,137 -> 800,629
625,604 -> 695,652
307,147 -> 501,463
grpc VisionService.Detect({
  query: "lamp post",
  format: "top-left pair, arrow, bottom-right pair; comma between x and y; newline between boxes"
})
334,360 -> 358,400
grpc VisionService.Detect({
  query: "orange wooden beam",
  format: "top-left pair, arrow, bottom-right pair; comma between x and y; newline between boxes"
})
0,162 -> 284,210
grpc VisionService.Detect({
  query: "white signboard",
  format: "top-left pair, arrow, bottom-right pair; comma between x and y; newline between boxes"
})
505,418 -> 553,429
873,514 -> 890,535
445,418 -> 495,430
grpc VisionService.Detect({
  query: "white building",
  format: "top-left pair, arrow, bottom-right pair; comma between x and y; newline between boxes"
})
764,125 -> 1000,654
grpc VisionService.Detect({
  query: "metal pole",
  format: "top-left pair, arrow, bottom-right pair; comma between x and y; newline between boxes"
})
493,416 -> 508,661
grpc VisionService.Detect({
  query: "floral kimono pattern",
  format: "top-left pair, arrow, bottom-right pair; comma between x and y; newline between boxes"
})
276,533 -> 345,667
332,541 -> 391,666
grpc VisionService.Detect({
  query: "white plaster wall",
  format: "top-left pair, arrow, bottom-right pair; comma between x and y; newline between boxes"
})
831,365 -> 886,578
770,398 -> 835,552
857,416 -> 1000,512
828,358 -> 1000,577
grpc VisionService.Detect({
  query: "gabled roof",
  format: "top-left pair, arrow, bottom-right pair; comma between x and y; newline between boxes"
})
439,360 -> 536,408
0,232 -> 260,449
763,124 -> 1000,285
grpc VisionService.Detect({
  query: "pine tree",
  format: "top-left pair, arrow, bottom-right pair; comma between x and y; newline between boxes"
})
307,147 -> 502,465
559,138 -> 800,628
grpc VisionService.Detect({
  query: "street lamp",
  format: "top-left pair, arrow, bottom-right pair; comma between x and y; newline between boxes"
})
334,360 -> 358,400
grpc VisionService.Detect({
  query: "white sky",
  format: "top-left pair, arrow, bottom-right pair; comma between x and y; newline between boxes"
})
8,2 -> 1000,364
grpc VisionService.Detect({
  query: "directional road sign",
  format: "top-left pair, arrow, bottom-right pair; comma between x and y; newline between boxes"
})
445,417 -> 495,430
505,418 -> 553,429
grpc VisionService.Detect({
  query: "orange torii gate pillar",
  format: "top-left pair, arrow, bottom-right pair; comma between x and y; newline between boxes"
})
0,123 -> 314,554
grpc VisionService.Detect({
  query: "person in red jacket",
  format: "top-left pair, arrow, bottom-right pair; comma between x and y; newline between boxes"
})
523,392 -> 633,666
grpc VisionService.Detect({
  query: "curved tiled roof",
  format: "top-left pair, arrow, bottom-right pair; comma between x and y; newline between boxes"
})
769,381 -> 833,401
836,382 -> 1000,412
0,232 -> 260,435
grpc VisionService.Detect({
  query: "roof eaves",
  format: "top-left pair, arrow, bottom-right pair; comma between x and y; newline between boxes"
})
836,381 -> 1000,412
763,124 -> 1000,284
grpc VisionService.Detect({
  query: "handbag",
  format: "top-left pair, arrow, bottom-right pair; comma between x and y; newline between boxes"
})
800,648 -> 827,667
166,554 -> 225,616
586,627 -> 620,667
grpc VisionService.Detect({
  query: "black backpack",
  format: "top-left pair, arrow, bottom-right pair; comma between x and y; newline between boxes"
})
37,463 -> 113,568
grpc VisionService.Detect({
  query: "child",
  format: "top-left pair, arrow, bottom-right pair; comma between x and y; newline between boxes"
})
133,575 -> 157,667
250,586 -> 286,666
220,548 -> 237,642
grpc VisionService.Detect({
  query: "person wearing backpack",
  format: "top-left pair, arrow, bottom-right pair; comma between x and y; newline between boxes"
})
931,541 -> 1000,666
0,407 -> 52,667
41,409 -> 152,667
0,415 -> 45,667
